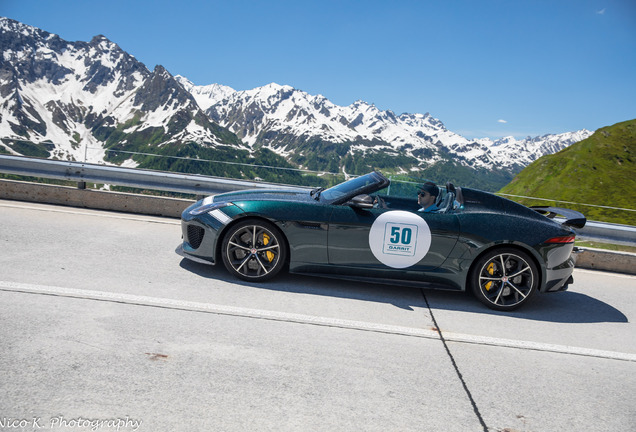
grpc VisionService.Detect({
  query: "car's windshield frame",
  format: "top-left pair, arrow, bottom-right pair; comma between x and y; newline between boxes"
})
320,172 -> 390,204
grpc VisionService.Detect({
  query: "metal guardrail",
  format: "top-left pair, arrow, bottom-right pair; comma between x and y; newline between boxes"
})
1,154 -> 634,246
0,154 -> 306,195
573,220 -> 636,247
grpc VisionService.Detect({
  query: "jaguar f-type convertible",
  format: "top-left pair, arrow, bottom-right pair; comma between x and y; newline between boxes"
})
177,171 -> 586,311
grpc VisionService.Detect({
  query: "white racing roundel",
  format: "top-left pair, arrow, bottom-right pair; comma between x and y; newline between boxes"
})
369,211 -> 432,269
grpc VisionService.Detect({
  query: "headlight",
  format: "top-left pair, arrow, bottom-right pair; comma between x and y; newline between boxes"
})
189,198 -> 234,215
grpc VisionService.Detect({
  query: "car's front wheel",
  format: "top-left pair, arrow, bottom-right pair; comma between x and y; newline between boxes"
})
469,248 -> 538,311
221,219 -> 287,282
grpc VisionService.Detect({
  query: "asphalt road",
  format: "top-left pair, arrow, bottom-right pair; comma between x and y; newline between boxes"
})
1,200 -> 635,432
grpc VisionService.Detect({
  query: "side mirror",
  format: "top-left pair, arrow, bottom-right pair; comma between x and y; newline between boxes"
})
350,194 -> 374,209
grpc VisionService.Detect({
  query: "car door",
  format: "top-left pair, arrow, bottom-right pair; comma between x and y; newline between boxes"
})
327,204 -> 460,271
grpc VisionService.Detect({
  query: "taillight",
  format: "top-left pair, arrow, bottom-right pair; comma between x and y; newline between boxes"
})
544,235 -> 576,244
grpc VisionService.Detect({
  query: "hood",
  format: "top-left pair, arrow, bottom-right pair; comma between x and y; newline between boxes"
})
214,188 -> 313,203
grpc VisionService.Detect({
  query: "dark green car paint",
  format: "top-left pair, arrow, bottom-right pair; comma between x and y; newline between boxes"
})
179,172 -> 581,304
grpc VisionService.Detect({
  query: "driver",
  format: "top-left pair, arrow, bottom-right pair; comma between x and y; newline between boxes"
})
418,182 -> 440,213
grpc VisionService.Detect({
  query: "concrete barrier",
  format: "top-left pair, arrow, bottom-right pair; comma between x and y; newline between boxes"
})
1,179 -> 635,275
0,179 -> 194,218
576,248 -> 636,275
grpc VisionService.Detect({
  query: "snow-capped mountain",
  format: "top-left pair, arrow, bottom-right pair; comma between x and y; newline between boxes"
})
175,75 -> 592,173
483,130 -> 594,167
0,17 -> 243,165
0,17 -> 593,190
176,77 -> 235,112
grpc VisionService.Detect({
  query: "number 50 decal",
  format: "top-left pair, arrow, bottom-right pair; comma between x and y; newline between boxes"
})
390,225 -> 412,245
384,223 -> 417,256
369,211 -> 432,269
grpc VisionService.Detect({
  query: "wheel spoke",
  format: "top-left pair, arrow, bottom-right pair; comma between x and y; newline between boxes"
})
508,266 -> 530,278
493,282 -> 505,304
228,241 -> 250,251
499,255 -> 507,276
507,282 -> 528,299
254,255 -> 269,274
235,255 -> 251,273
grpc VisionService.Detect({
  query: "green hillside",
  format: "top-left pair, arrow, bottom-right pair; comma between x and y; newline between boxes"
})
499,119 -> 636,225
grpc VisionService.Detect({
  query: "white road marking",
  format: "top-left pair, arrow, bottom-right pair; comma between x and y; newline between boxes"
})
1,280 -> 635,362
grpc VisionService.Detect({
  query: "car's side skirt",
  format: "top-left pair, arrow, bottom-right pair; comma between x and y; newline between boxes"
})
289,269 -> 464,291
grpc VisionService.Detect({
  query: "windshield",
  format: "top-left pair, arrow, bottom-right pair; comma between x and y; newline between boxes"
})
321,172 -> 388,203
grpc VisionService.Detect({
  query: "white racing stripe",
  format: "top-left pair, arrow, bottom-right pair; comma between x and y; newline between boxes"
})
209,208 -> 232,224
1,280 -> 635,362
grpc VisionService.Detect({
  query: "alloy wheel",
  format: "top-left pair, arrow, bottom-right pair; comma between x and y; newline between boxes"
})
223,222 -> 284,281
472,250 -> 538,310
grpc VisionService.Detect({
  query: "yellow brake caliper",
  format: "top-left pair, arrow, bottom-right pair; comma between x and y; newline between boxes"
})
262,233 -> 275,262
484,262 -> 495,291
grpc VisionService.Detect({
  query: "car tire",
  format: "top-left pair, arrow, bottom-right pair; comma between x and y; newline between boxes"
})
469,248 -> 538,311
221,219 -> 287,282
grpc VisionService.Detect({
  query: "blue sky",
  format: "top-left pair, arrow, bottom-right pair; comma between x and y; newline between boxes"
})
2,0 -> 635,139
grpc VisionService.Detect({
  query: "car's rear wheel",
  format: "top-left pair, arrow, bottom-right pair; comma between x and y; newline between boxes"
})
469,248 -> 538,311
221,219 -> 287,282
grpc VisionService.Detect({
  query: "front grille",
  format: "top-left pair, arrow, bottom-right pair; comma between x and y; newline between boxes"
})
187,225 -> 205,249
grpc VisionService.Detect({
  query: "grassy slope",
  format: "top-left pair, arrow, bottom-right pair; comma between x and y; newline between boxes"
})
499,119 -> 636,225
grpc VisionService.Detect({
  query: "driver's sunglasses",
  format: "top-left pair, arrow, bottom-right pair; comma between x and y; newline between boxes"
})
418,191 -> 429,197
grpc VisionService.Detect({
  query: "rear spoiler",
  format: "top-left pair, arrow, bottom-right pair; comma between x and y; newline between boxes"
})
530,206 -> 586,229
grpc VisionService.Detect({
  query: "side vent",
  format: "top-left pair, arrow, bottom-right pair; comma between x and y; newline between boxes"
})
187,225 -> 205,249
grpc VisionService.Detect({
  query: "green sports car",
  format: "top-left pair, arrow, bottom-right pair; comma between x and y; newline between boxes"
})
177,171 -> 585,311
